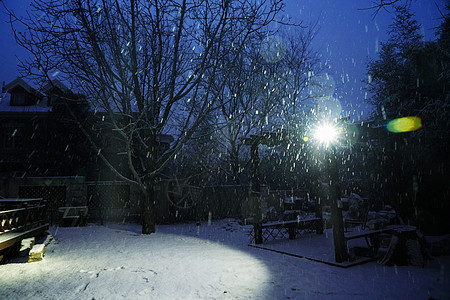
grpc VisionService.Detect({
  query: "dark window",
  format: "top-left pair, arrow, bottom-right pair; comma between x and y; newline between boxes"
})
11,93 -> 26,106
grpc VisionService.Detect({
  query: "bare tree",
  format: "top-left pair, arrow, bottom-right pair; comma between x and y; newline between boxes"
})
211,43 -> 262,184
206,25 -> 320,185
360,0 -> 414,16
6,0 -> 285,233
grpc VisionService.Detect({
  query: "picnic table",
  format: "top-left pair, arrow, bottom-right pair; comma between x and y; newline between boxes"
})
58,206 -> 88,226
251,217 -> 322,243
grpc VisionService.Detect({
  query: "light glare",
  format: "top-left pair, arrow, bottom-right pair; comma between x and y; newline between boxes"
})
387,116 -> 422,133
314,124 -> 338,144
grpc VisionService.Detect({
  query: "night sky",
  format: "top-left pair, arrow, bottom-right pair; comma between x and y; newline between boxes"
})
0,0 -> 445,119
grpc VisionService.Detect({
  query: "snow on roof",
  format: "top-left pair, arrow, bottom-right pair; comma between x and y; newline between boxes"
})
2,77 -> 43,98
42,79 -> 70,94
2,78 -> 33,94
0,93 -> 52,113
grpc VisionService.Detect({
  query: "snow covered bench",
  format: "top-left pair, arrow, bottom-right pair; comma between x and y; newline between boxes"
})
251,218 -> 322,243
58,206 -> 88,227
344,225 -> 402,254
28,243 -> 46,263
344,225 -> 423,264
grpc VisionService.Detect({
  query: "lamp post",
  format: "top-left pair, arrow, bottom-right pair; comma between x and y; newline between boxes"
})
313,122 -> 348,263
250,139 -> 262,244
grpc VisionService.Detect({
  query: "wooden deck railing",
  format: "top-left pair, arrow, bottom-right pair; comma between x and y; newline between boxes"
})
0,199 -> 49,251
0,208 -> 26,235
0,205 -> 47,236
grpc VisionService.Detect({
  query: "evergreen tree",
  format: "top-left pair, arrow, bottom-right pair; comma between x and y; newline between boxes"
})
368,5 -> 423,120
366,4 -> 450,234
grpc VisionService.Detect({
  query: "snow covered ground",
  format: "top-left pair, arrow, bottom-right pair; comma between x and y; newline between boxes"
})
0,219 -> 449,299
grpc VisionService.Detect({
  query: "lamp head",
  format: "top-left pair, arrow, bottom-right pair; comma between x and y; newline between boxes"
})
313,123 -> 339,146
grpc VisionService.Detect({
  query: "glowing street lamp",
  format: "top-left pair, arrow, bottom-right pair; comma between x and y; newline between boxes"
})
313,123 -> 339,146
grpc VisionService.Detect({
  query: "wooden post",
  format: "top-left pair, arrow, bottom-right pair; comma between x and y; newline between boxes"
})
310,169 -> 324,235
250,140 -> 262,244
327,148 -> 347,262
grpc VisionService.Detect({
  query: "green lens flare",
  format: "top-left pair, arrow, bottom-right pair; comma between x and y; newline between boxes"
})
387,116 -> 422,133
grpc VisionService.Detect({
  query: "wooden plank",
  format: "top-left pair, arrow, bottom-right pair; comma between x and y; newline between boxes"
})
0,198 -> 43,204
249,244 -> 376,268
0,224 -> 49,251
58,206 -> 89,210
262,218 -> 321,228
0,198 -> 43,202
0,199 -> 44,210
0,208 -> 26,215
344,226 -> 394,240
58,206 -> 88,217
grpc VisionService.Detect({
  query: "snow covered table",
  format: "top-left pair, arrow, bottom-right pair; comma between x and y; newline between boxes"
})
251,217 -> 322,243
58,206 -> 88,227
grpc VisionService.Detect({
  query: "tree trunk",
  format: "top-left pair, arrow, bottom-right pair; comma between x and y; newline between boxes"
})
251,141 -> 262,244
142,186 -> 156,234
230,145 -> 241,185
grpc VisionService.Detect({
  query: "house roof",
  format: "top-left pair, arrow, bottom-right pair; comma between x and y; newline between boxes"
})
2,78 -> 43,98
2,78 -> 33,93
42,79 -> 70,94
0,78 -> 53,112
0,93 -> 52,113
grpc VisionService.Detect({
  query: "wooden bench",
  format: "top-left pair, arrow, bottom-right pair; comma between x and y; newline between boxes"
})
344,225 -> 400,253
251,218 -> 322,243
58,206 -> 88,226
0,199 -> 49,252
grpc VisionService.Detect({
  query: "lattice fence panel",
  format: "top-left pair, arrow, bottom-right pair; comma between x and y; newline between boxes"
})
18,185 -> 66,210
249,227 -> 291,244
87,183 -> 130,209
